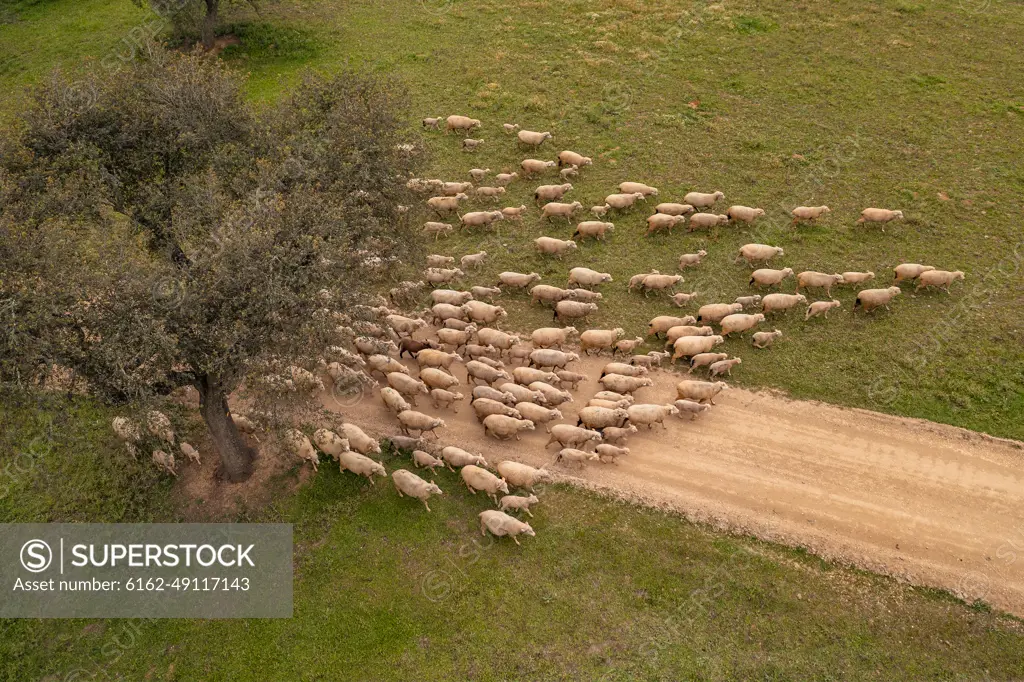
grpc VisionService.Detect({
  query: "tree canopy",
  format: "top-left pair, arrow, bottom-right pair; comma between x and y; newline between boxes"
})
0,43 -> 422,480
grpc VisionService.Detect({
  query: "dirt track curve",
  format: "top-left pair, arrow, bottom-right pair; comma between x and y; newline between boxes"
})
324,353 -> 1024,616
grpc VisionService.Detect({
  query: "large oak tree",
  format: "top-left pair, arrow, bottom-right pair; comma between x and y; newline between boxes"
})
0,43 -> 422,481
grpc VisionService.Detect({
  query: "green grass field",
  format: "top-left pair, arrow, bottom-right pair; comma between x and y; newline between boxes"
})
2,0 -> 1024,678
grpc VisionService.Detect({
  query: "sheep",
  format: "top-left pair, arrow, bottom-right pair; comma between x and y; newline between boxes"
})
720,313 -> 765,336
729,295 -> 760,311
619,182 -> 658,196
551,369 -> 584,391
749,267 -> 795,288
840,271 -> 875,285
521,159 -> 558,178
354,337 -> 398,356
497,460 -> 551,491
499,272 -> 542,288
459,210 -> 505,229
579,328 -> 625,355
231,413 -> 259,437
688,352 -> 729,373
499,382 -> 546,405
422,117 -> 442,129
649,315 -> 698,338
175,443 -> 199,467
475,186 -> 505,201
461,465 -> 510,504
462,138 -> 485,151
655,203 -> 695,217
614,336 -> 644,357
567,267 -> 613,289
737,244 -> 785,267
664,326 -> 715,344
423,222 -> 454,240
479,510 -> 535,545
674,399 -> 712,420
528,381 -> 573,407
709,357 -> 743,379
628,270 -> 660,290
762,293 -> 808,314
533,237 -> 577,260
472,397 -> 522,422
535,183 -> 574,203
554,300 -> 598,324
627,403 -> 679,429
427,194 -> 469,216
529,348 -> 578,370
380,387 -> 413,415
572,221 -> 615,240
466,360 -> 512,386
678,250 -> 707,269
854,286 -> 903,312
518,130 -> 553,147
423,268 -> 465,286
397,410 -> 446,439
797,271 -> 845,296
893,263 -> 935,283
466,167 -> 491,182
440,446 -> 489,471
676,380 -> 729,405
401,338 -> 441,359
284,429 -> 319,472
464,301 -> 508,326
532,326 -> 578,349
430,388 -> 464,412
499,494 -> 540,516
555,448 -> 600,467
604,192 -> 646,210
638,274 -> 684,295
546,424 -> 602,450
495,172 -> 519,187
336,423 -> 379,456
726,206 -> 765,223
366,355 -> 409,379
390,372 -> 434,401
511,402 -> 561,433
411,449 -> 445,473
460,251 -> 488,269
429,286 -> 468,304
684,191 -> 725,208
577,406 -> 630,430
857,208 -> 904,226
602,424 -> 638,445
312,428 -> 351,460
146,410 -> 175,445
513,365 -> 560,387
697,303 -> 743,324
805,299 -> 842,320
443,181 -> 474,196
558,150 -> 593,167
151,449 -> 177,476
591,205 -> 610,217
646,213 -> 686,236
686,213 -> 729,232
560,165 -> 579,181
429,303 -> 470,325
599,374 -> 654,395
671,335 -> 725,361
112,417 -> 142,456
338,450 -> 387,483
445,115 -> 481,133
791,205 -> 831,224
595,443 -> 630,464
477,328 -> 519,353
473,385 -> 517,405
465,344 -> 501,362
503,123 -> 521,134
671,292 -> 699,307
541,201 -> 583,222
443,319 -> 474,332
915,269 -> 965,293
483,414 -> 536,440
752,329 -> 783,349
531,284 -> 574,306
392,469 -> 443,511
507,344 -> 533,366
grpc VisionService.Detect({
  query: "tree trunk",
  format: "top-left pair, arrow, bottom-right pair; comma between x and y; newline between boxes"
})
196,374 -> 255,482
201,0 -> 219,50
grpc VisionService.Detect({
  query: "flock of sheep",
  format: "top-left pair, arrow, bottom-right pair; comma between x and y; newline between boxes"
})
111,113 -> 966,547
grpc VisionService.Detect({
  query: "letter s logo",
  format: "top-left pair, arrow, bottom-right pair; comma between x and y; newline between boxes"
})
20,539 -> 52,573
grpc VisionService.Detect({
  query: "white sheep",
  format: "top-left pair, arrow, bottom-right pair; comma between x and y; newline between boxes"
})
567,267 -> 613,288
479,509 -> 535,545
854,287 -> 902,312
392,469 -> 443,511
535,183 -> 574,203
475,186 -> 505,200
151,449 -> 177,477
443,181 -> 473,196
726,206 -> 765,223
499,494 -> 540,516
445,115 -> 481,133
528,381 -> 573,407
482,414 -> 536,441
469,168 -> 491,182
614,336 -> 645,356
671,335 -> 725,361
412,449 -> 445,473
496,460 -> 551,491
602,424 -> 638,445
638,274 -> 684,296
338,450 -> 387,483
422,117 -> 442,129
461,464 -> 510,504
503,123 -> 521,134
686,213 -> 729,232
604,192 -> 646,210
671,292 -> 699,307
520,159 -> 557,177
840,271 -> 875,285
426,255 -> 457,269
749,267 -> 795,288
736,244 -> 785,266
675,380 -> 729,405
313,428 -> 351,459
857,208 -> 904,226
426,194 -> 469,216
678,250 -> 707,268
514,402 -> 563,432
430,388 -> 464,411
805,299 -> 842,320
572,221 -> 615,241
460,251 -> 488,269
655,202 -> 695,216
387,372 -> 431,403
796,271 -> 844,296
560,165 -> 579,181
893,263 -> 935,283
558,150 -> 593,167
761,293 -> 808,314
684,191 -> 724,208
495,172 -> 519,186
674,399 -> 712,420
688,352 -> 729,373
499,271 -> 542,288
381,387 -> 412,415
627,403 -> 679,429
179,442 -> 201,466
646,213 -> 686,235
696,303 -> 743,324
720,313 -> 765,336
532,326 -> 578,349
541,201 -> 583,222
619,181 -> 658,196
708,357 -> 742,378
915,270 -> 965,293
422,222 -> 454,240
459,210 -> 505,229
752,329 -> 783,349
595,443 -> 630,464
500,205 -> 527,221
535,236 -> 578,258
397,410 -> 446,439
598,373 -> 654,395
464,300 -> 508,326
546,424 -> 602,451
461,138 -> 485,151
791,205 -> 830,224
580,328 -> 625,355
284,429 -> 319,471
518,130 -> 553,147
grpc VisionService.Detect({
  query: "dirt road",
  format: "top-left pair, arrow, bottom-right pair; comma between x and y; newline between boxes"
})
326,354 -> 1024,616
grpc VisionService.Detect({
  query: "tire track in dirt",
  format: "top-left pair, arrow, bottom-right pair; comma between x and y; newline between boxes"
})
322,353 -> 1024,615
